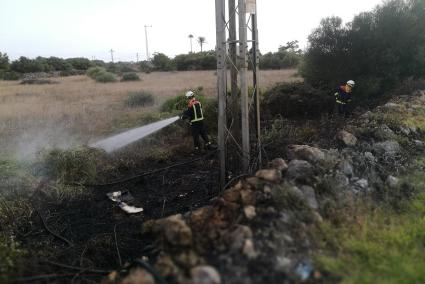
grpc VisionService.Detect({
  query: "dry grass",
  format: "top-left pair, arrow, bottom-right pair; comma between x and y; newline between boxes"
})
0,70 -> 300,156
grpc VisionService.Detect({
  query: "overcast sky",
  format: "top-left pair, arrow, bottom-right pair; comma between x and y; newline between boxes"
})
0,0 -> 384,62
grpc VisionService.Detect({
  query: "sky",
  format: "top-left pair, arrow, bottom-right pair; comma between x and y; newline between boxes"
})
0,0 -> 384,62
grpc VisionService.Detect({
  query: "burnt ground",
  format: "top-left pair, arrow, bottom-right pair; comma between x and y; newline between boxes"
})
13,149 -> 220,283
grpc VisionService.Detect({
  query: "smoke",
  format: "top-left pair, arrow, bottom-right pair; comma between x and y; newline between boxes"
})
11,124 -> 82,162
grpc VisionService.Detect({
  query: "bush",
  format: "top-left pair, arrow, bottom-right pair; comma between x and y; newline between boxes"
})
262,82 -> 333,119
125,91 -> 154,107
259,41 -> 303,70
121,72 -> 141,82
41,148 -> 102,184
0,71 -> 21,80
87,67 -> 117,83
86,66 -> 105,79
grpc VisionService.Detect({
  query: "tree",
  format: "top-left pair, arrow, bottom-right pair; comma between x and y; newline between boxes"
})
151,53 -> 174,71
197,36 -> 206,52
301,0 -> 425,102
188,34 -> 194,53
0,52 -> 10,70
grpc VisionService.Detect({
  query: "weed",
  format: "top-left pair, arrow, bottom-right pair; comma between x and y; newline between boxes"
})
41,147 -> 103,184
0,235 -> 25,283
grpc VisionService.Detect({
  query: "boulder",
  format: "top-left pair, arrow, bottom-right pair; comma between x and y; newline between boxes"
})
338,160 -> 354,177
399,125 -> 411,136
300,186 -> 319,210
386,176 -> 399,189
154,214 -> 192,247
285,160 -> 314,181
228,225 -> 253,252
364,152 -> 377,162
287,145 -> 325,163
255,169 -> 282,183
243,205 -> 256,220
336,131 -> 357,146
353,179 -> 369,192
242,239 -> 258,259
268,158 -> 288,172
414,140 -> 424,147
373,140 -> 401,156
191,266 -> 221,284
121,268 -> 155,284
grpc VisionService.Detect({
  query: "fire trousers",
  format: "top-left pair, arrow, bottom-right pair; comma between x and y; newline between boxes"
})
191,121 -> 209,148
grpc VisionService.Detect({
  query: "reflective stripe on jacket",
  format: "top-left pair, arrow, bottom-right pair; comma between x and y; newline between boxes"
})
188,98 -> 204,123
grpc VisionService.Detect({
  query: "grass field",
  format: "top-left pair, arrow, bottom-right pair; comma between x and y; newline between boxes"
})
0,69 -> 299,158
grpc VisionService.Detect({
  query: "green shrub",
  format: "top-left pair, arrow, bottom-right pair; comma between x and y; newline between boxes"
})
86,66 -> 105,79
94,70 -> 117,83
125,91 -> 154,107
41,148 -> 102,184
121,72 -> 140,82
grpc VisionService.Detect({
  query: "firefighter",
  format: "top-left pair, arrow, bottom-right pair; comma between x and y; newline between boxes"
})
335,80 -> 355,116
181,90 -> 213,152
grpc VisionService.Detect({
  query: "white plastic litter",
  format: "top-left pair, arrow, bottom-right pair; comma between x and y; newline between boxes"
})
107,191 -> 144,214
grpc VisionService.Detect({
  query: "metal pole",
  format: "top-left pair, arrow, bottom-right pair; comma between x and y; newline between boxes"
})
215,0 -> 227,189
144,25 -> 152,60
238,0 -> 250,172
252,9 -> 261,168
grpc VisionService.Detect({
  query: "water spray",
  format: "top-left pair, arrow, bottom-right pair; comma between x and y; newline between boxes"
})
91,116 -> 180,153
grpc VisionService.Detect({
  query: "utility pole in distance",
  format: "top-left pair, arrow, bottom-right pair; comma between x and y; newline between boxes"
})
136,52 -> 139,63
110,49 -> 114,63
144,25 -> 152,60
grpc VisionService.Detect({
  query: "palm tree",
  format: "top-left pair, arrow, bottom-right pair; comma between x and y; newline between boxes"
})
197,36 -> 206,52
188,34 -> 194,53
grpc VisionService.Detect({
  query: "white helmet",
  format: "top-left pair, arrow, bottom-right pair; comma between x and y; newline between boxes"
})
347,80 -> 355,87
185,90 -> 195,98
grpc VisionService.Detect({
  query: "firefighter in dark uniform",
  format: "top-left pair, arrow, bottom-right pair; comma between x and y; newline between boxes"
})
335,80 -> 355,117
181,90 -> 212,152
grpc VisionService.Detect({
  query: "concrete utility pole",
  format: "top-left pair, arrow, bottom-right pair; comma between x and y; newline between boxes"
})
110,49 -> 114,63
238,0 -> 250,172
215,0 -> 261,189
136,52 -> 139,63
189,34 -> 194,53
144,25 -> 152,60
215,0 -> 227,188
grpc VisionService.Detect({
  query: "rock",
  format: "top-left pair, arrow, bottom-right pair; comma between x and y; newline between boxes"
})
222,187 -> 241,203
287,145 -> 325,163
386,176 -> 399,189
243,205 -> 256,220
338,160 -> 354,177
364,152 -> 377,162
228,225 -> 253,252
189,206 -> 213,229
240,189 -> 255,206
336,130 -> 357,146
191,266 -> 221,284
399,125 -> 411,136
334,172 -> 350,188
300,185 -> 318,210
121,268 -> 155,284
154,214 -> 192,247
360,111 -> 373,119
383,102 -> 401,109
268,158 -> 289,171
242,239 -> 258,259
373,140 -> 400,156
379,125 -> 395,136
155,254 -> 179,279
414,140 -> 424,147
174,250 -> 201,269
275,256 -> 292,272
285,160 -> 314,181
255,169 -> 282,183
353,179 -> 369,192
